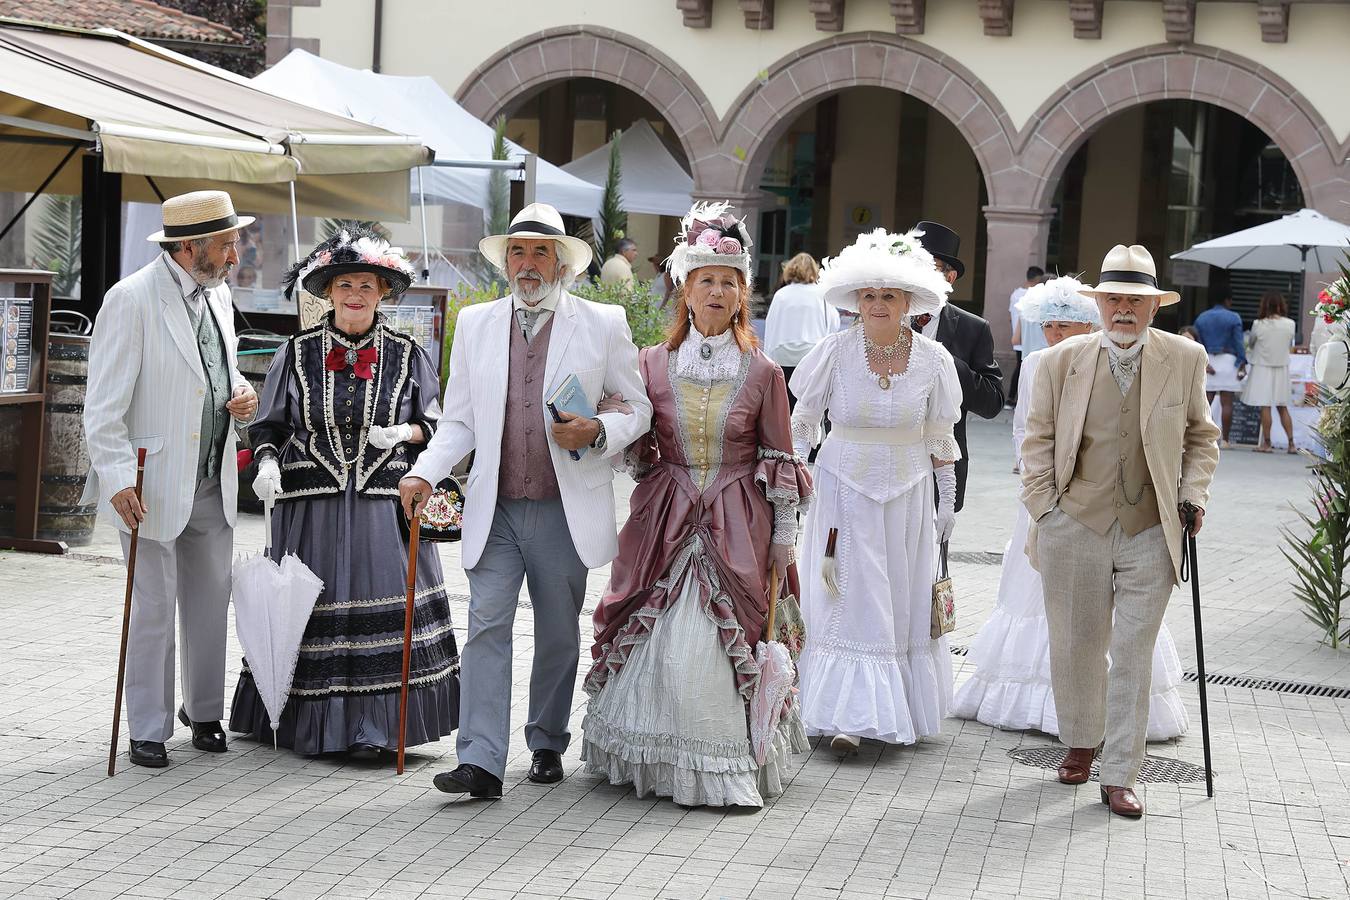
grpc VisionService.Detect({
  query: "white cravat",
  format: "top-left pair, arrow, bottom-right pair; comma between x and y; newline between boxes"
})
1102,329 -> 1148,395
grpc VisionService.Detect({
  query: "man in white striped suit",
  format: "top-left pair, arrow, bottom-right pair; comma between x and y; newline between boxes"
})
401,203 -> 651,799
83,192 -> 258,768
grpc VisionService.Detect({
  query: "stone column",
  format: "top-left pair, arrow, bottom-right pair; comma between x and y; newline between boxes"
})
982,205 -> 1055,388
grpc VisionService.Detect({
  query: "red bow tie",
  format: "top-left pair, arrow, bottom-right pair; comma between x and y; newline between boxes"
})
325,345 -> 378,379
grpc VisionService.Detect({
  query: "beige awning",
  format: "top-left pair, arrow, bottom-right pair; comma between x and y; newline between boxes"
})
0,19 -> 432,219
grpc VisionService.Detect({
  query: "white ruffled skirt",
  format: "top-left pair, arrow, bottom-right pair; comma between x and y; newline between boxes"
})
581,568 -> 806,808
951,505 -> 1189,741
796,468 -> 953,744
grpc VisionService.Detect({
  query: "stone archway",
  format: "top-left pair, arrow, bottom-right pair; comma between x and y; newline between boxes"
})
1017,44 -> 1347,214
716,32 -> 1018,205
455,25 -> 722,190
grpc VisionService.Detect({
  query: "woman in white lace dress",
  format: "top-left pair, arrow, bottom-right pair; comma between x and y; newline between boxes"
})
951,276 -> 1188,740
790,229 -> 962,756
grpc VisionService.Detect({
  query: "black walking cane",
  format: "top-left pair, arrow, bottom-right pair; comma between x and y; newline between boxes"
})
1180,501 -> 1214,798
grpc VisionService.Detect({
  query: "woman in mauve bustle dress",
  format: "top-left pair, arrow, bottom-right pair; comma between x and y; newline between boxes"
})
229,227 -> 459,758
582,202 -> 812,808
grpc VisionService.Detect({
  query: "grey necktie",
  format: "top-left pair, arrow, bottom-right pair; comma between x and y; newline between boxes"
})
517,306 -> 542,342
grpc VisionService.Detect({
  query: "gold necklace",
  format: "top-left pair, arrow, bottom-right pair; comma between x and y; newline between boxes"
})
863,328 -> 912,390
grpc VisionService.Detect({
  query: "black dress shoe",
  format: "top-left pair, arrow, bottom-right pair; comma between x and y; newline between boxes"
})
347,742 -> 386,762
528,749 -> 564,784
177,707 -> 227,753
432,763 -> 502,799
129,740 -> 168,768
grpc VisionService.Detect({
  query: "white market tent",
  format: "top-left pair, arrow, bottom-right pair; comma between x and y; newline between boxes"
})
561,121 -> 693,216
251,50 -> 602,219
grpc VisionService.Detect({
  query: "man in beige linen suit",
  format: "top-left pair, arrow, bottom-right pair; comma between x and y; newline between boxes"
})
1021,245 -> 1219,818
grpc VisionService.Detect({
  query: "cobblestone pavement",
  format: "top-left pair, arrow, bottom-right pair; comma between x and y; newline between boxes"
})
2,416 -> 1347,899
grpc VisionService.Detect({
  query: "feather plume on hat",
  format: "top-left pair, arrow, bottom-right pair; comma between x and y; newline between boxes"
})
282,224 -> 415,300
666,201 -> 753,287
1016,275 -> 1099,326
817,228 -> 952,316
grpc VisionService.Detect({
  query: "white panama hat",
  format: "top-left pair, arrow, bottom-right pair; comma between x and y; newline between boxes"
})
145,190 -> 254,243
1316,337 -> 1350,393
1079,244 -> 1181,306
818,228 -> 952,316
479,202 -> 593,275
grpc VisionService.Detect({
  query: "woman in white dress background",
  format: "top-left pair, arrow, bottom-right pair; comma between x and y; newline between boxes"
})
790,229 -> 962,757
1241,290 -> 1298,454
951,276 -> 1188,740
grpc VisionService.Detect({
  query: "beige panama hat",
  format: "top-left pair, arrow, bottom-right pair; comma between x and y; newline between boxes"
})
145,190 -> 254,243
1079,244 -> 1181,306
479,202 -> 593,274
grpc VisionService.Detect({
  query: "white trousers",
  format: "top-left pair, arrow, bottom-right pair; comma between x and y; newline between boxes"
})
1036,508 -> 1173,787
119,477 -> 233,743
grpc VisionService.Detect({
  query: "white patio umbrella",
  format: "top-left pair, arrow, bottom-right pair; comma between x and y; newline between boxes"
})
231,501 -> 323,747
1171,208 -> 1350,281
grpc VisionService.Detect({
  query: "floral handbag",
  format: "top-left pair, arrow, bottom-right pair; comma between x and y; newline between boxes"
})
774,564 -> 808,662
931,540 -> 956,639
399,474 -> 465,543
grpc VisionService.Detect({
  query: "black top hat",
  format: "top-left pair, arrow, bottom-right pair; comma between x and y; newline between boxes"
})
915,221 -> 965,279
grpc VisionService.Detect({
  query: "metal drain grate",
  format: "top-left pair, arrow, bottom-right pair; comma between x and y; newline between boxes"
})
1182,672 -> 1350,699
948,550 -> 1003,566
1008,747 -> 1210,784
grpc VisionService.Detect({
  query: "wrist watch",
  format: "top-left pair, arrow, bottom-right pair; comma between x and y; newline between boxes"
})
591,418 -> 607,451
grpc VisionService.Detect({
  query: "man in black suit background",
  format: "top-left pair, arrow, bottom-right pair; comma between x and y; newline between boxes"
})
909,221 -> 1004,511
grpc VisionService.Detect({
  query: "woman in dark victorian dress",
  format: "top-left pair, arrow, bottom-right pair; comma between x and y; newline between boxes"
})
229,227 -> 459,758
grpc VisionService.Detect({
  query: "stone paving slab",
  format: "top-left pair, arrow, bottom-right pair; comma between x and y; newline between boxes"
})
1,418 -> 1348,899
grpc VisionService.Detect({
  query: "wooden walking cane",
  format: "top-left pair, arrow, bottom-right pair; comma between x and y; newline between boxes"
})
108,447 -> 148,777
766,569 -> 780,641
1181,502 -> 1214,798
396,494 -> 422,775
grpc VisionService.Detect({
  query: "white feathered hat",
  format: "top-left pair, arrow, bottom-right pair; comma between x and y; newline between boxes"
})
818,228 -> 952,315
666,201 -> 753,287
1017,275 -> 1100,326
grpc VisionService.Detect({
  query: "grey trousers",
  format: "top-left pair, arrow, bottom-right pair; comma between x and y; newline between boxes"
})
458,497 -> 589,779
119,476 -> 233,743
1037,508 -> 1174,787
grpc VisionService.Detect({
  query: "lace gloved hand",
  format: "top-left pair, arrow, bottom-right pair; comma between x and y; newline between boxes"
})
368,423 -> 414,450
935,464 -> 957,544
252,457 -> 281,504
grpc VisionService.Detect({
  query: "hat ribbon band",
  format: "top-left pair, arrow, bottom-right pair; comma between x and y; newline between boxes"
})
507,220 -> 564,237
161,214 -> 239,239
1099,270 -> 1159,288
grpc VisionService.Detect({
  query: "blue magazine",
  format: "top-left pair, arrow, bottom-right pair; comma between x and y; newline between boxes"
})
546,373 -> 596,460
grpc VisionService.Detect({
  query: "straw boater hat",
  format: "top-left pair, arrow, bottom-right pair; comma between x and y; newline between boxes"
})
283,224 -> 416,299
818,228 -> 953,316
479,202 -> 594,275
1079,244 -> 1181,306
666,201 -> 753,287
146,190 -> 254,243
1017,275 -> 1100,327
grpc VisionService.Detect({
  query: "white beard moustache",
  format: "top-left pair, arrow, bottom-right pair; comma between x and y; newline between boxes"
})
1106,326 -> 1140,345
193,261 -> 230,289
512,272 -> 557,306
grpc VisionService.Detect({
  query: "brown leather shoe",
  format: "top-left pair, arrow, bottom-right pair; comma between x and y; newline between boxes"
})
1057,747 -> 1095,785
1100,785 -> 1144,817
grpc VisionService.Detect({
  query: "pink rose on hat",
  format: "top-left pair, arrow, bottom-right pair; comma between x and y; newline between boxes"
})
696,229 -> 721,249
716,236 -> 742,255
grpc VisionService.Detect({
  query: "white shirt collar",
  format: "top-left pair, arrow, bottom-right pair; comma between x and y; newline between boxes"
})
162,250 -> 203,299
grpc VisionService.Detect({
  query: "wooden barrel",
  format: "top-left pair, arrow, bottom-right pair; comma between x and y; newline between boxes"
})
0,334 -> 97,545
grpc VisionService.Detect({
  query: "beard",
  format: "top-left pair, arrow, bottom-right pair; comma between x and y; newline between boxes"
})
511,268 -> 558,305
192,258 -> 232,289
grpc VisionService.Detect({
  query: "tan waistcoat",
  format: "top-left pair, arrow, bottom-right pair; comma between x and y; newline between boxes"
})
1058,349 -> 1160,537
498,313 -> 561,500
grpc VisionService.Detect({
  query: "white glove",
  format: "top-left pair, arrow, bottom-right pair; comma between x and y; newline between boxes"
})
368,423 -> 414,450
252,457 -> 281,504
935,464 -> 957,544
